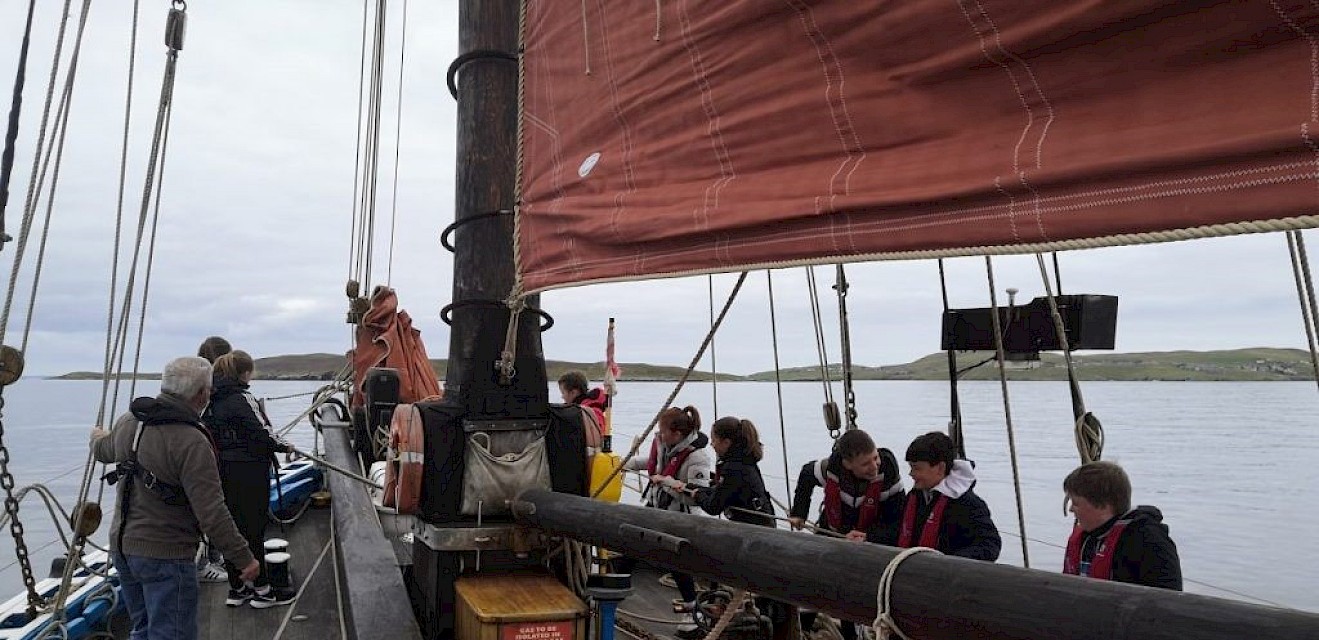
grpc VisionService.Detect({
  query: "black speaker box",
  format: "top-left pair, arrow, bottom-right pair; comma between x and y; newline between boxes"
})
941,294 -> 1117,352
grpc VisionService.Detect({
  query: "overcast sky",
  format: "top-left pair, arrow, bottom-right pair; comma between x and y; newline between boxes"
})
0,1 -> 1313,377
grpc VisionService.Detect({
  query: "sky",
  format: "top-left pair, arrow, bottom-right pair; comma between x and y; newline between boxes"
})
0,1 -> 1314,378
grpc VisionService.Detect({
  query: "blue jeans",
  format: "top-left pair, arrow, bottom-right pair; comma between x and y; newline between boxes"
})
114,552 -> 199,640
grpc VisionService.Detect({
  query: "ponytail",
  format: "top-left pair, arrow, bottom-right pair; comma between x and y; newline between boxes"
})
711,416 -> 763,461
661,405 -> 702,437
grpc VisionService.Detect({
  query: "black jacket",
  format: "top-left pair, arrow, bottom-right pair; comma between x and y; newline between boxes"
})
204,377 -> 287,463
790,448 -> 905,544
901,486 -> 1001,561
689,444 -> 775,526
1074,506 -> 1182,590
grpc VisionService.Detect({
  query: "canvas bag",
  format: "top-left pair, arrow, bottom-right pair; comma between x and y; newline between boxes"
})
460,430 -> 551,515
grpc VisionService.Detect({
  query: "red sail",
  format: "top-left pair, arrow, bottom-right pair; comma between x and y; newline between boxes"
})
517,1 -> 1319,293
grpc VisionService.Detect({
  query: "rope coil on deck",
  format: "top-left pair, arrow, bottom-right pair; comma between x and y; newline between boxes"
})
873,547 -> 940,640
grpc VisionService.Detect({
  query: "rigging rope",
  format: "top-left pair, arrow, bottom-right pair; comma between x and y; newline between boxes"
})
55,4 -> 186,623
125,101 -> 172,402
0,0 -> 73,348
98,0 -> 140,432
699,588 -> 750,640
805,266 -> 840,438
936,260 -> 966,459
591,272 -> 749,499
385,0 -> 409,286
0,0 -> 85,615
20,9 -> 97,356
0,0 -> 40,251
805,267 -> 834,398
872,547 -> 940,640
3,0 -> 89,350
1034,253 -> 1104,464
347,0 -> 370,285
765,270 -> 792,499
359,0 -> 387,289
833,264 -> 858,430
983,257 -> 1031,568
708,275 -> 719,416
1286,230 -> 1319,390
270,537 -> 337,640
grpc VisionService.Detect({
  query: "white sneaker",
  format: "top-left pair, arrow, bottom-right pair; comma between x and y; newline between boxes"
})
197,562 -> 227,583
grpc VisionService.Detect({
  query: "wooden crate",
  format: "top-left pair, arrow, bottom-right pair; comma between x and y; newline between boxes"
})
455,573 -> 589,640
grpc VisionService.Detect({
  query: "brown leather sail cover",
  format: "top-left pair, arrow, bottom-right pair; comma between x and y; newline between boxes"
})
516,1 -> 1319,292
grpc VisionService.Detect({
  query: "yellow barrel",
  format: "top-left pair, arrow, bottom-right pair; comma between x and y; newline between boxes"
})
589,452 -> 624,503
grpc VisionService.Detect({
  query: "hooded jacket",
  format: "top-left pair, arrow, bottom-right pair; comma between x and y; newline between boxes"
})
1065,505 -> 1182,590
790,448 -> 905,544
205,376 -> 288,463
92,393 -> 255,567
898,460 -> 1001,561
624,430 -> 714,512
689,442 -> 775,526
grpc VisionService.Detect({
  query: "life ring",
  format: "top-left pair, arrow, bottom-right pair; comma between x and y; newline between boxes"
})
383,403 -> 424,514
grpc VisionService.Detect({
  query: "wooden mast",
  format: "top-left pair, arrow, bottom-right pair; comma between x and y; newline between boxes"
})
443,0 -> 545,412
513,490 -> 1319,640
413,2 -> 549,638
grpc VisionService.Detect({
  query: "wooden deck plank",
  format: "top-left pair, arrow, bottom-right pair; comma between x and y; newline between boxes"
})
196,506 -> 340,639
616,563 -> 701,640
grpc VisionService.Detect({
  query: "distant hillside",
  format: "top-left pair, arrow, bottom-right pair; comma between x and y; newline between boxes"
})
54,348 -> 1319,382
54,354 -> 740,382
744,348 -> 1319,382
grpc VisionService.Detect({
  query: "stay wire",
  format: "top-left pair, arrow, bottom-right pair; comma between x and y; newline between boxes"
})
0,0 -> 75,348
347,0 -> 370,284
6,0 -> 92,352
60,6 -> 186,621
804,266 -> 834,402
765,270 -> 791,499
385,0 -> 409,286
97,0 -> 141,431
708,274 -> 718,416
984,256 -> 1030,568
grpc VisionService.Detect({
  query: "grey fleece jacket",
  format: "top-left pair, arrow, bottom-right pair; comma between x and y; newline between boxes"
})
92,393 -> 254,567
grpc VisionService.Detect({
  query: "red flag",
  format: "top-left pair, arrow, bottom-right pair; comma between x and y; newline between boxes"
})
604,317 -> 621,395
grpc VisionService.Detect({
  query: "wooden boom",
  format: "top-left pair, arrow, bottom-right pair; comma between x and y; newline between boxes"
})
512,489 -> 1319,640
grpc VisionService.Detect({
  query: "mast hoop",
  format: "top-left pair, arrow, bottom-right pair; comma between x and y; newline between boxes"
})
439,208 -> 513,252
446,49 -> 518,100
439,298 -> 553,331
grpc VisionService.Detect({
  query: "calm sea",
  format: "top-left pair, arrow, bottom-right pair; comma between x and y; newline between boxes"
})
0,378 -> 1315,613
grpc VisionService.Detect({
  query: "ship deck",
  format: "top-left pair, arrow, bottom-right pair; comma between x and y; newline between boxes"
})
197,507 -> 344,640
615,563 -> 701,640
170,422 -> 418,640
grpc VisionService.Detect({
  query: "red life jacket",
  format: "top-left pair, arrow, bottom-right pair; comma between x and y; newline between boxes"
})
574,389 -> 608,446
816,459 -> 885,533
578,387 -> 610,413
1063,519 -> 1132,580
897,492 -> 950,549
645,437 -> 696,478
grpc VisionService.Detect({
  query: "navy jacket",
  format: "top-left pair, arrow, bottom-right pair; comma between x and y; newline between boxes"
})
689,444 -> 775,526
205,377 -> 287,463
1073,506 -> 1182,590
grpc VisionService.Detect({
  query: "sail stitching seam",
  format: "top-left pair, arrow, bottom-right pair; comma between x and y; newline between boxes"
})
525,168 -> 1319,277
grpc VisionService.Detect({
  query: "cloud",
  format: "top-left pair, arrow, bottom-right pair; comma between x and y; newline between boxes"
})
1,2 -> 1315,379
